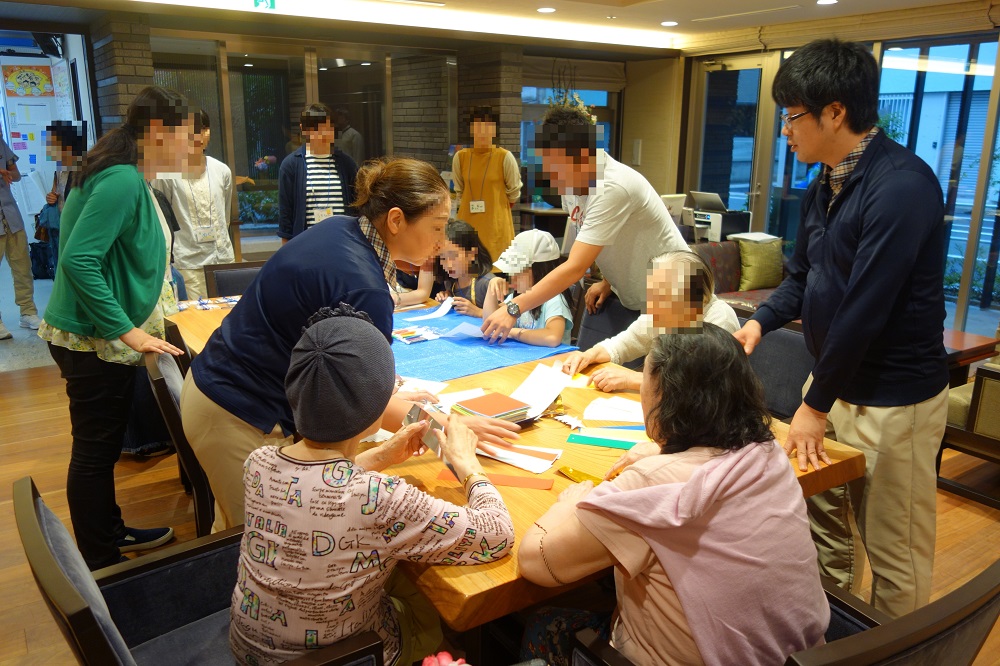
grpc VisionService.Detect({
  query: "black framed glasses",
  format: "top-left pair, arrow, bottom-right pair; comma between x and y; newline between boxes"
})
780,110 -> 810,129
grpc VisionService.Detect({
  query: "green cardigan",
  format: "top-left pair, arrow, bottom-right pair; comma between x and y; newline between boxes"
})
44,165 -> 166,340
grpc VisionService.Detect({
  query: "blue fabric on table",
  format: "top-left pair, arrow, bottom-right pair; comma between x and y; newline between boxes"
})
391,310 -> 576,382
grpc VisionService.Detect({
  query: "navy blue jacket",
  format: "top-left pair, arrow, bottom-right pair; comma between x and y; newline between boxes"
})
277,145 -> 359,240
191,216 -> 393,434
752,130 -> 949,412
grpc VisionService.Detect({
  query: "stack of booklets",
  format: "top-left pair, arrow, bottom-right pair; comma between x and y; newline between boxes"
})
451,392 -> 530,423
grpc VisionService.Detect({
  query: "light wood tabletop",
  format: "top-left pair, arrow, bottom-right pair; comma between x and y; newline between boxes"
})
165,307 -> 866,632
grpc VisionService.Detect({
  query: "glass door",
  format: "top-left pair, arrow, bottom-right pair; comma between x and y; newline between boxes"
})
686,52 -> 781,229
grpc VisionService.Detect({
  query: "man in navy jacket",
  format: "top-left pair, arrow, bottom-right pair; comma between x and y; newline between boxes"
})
735,39 -> 949,618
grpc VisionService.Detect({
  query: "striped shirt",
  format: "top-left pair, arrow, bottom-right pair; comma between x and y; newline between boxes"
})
304,151 -> 345,226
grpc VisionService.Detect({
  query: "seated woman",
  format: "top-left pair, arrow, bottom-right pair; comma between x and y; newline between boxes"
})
231,306 -> 514,666
520,323 -> 828,666
562,250 -> 739,392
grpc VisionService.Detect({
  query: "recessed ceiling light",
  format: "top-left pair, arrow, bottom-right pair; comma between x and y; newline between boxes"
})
660,20 -> 678,27
606,15 -> 616,19
244,63 -> 253,67
319,67 -> 328,71
816,0 -> 838,4
361,62 -> 372,66
537,7 -> 556,13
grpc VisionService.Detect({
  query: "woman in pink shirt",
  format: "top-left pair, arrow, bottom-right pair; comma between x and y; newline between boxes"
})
519,323 -> 828,665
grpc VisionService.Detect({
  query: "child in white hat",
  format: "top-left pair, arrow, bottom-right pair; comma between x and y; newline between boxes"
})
483,229 -> 574,347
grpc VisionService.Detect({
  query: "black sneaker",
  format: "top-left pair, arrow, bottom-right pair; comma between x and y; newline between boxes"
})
116,526 -> 175,553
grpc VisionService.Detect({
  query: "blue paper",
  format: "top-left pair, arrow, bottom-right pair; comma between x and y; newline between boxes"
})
391,310 -> 576,382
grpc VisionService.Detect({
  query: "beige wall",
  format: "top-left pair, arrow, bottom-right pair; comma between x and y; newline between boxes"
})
620,58 -> 685,196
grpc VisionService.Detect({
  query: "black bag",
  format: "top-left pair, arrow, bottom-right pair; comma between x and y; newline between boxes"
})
29,241 -> 54,279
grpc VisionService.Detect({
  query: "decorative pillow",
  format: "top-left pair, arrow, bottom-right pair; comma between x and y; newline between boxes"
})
738,239 -> 784,291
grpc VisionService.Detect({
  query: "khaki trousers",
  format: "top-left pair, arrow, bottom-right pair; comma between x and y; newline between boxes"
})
806,375 -> 948,617
1,229 -> 38,317
180,372 -> 291,533
176,267 -> 207,301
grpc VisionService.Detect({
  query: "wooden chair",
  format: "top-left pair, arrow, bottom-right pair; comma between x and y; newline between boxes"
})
13,476 -> 384,666
203,260 -> 267,298
144,351 -> 215,537
937,362 -> 1000,510
571,565 -> 1000,666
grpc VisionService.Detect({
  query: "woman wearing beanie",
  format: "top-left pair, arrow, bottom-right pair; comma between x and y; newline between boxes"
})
181,157 -> 522,533
38,86 -> 195,569
230,306 -> 514,666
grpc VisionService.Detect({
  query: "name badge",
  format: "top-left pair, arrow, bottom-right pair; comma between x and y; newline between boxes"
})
193,226 -> 217,243
469,200 -> 486,214
313,207 -> 334,223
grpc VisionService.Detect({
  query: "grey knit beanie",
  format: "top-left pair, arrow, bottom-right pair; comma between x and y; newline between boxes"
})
285,304 -> 395,442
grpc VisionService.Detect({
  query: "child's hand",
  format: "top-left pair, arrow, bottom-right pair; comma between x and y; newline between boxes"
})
380,420 -> 430,466
452,297 -> 481,317
487,277 -> 509,302
435,291 -> 450,302
45,191 -> 58,205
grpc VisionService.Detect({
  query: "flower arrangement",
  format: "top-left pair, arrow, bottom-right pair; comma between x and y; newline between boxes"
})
254,155 -> 277,171
421,651 -> 468,666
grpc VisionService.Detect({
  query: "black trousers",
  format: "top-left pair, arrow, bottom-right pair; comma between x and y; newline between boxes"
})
575,292 -> 642,354
49,343 -> 136,570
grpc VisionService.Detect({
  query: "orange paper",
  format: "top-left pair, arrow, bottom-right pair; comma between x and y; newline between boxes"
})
437,469 -> 554,490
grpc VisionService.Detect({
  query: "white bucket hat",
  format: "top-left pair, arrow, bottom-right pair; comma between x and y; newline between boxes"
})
494,229 -> 561,275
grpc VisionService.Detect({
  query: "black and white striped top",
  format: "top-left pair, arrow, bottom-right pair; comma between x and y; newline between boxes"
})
304,152 -> 345,226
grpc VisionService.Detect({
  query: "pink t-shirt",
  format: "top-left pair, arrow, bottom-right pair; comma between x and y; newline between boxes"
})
230,446 -> 514,665
577,442 -> 828,666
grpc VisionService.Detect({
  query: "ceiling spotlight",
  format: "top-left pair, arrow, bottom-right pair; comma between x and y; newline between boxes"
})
816,0 -> 838,4
244,63 -> 253,67
319,67 -> 328,71
660,20 -> 678,27
606,15 -> 616,19
361,62 -> 372,66
537,7 -> 556,13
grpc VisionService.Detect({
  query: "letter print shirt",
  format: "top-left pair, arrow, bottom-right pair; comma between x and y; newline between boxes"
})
230,446 -> 514,666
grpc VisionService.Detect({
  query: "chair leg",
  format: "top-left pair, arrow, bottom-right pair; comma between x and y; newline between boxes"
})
935,442 -> 945,474
178,456 -> 192,495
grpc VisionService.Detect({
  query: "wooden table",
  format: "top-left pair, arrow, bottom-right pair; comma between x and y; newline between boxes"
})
165,308 -> 866,631
944,329 -> 1000,387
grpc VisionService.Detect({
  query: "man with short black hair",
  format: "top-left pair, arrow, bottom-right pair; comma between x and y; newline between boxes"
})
278,103 -> 358,243
481,106 -> 687,348
734,39 -> 949,617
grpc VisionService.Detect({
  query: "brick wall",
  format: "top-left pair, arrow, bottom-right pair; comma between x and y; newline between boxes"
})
90,12 -> 154,129
391,55 -> 450,171
457,45 -> 523,154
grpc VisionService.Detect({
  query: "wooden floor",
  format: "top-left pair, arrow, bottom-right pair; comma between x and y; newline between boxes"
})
1,364 -> 999,664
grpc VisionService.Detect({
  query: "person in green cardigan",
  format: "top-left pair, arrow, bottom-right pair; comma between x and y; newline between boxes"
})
39,86 -> 194,570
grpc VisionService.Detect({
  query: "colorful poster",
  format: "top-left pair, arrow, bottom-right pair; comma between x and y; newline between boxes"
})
3,65 -> 55,97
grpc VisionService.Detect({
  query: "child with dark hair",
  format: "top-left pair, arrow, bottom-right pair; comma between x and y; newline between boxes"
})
481,229 -> 572,347
519,324 -> 828,665
435,218 -> 493,317
44,120 -> 88,271
230,306 -> 514,666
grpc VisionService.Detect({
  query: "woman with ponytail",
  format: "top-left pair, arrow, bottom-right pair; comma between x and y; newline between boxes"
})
39,86 -> 197,569
182,157 -> 523,533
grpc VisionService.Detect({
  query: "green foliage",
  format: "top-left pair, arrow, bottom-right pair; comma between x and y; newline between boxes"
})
943,244 -> 1000,304
876,111 -> 906,142
238,189 -> 280,227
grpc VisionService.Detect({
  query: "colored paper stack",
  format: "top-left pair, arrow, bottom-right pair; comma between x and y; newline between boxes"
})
451,392 -> 530,423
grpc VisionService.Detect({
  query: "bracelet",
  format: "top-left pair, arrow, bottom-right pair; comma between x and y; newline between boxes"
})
461,471 -> 488,488
539,533 -> 566,585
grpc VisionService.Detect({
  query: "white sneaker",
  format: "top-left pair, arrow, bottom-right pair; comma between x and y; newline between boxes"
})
0,322 -> 11,340
20,314 -> 42,330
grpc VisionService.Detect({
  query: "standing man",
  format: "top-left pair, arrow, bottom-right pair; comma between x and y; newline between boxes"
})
734,39 -> 949,617
481,106 -> 687,348
0,136 -> 42,339
279,103 -> 359,243
333,107 -> 364,166
151,110 -> 234,300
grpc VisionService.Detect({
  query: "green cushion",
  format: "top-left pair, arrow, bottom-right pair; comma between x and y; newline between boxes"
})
738,239 -> 784,291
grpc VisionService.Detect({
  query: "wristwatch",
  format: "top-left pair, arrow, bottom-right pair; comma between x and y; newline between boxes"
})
506,301 -> 521,318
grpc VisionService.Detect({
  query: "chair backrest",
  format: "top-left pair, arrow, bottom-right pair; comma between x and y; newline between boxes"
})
739,317 -> 814,420
163,320 -> 192,373
203,260 -> 267,298
690,241 -> 742,294
786,559 -> 1000,665
13,476 -> 136,666
145,352 -> 215,537
969,363 -> 1000,439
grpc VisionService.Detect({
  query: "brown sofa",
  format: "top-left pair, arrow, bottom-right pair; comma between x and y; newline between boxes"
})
691,240 -> 786,314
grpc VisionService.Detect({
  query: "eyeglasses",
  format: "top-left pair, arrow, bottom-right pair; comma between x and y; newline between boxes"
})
780,110 -> 810,129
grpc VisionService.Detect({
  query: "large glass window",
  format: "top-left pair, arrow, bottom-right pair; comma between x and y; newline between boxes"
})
316,56 -> 386,165
152,40 -> 224,164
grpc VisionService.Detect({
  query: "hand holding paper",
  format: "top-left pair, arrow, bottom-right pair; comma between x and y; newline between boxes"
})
405,297 -> 454,321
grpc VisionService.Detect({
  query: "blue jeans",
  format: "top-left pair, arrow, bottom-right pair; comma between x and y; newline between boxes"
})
49,343 -> 137,569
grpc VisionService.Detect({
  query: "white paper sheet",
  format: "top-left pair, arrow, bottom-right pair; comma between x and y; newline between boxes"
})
405,297 -> 454,321
478,444 -> 562,474
441,322 -> 486,339
397,377 -> 449,396
511,363 -> 574,419
582,396 -> 645,423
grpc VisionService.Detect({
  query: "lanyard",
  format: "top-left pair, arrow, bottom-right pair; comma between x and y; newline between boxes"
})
465,147 -> 493,202
186,166 -> 216,229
